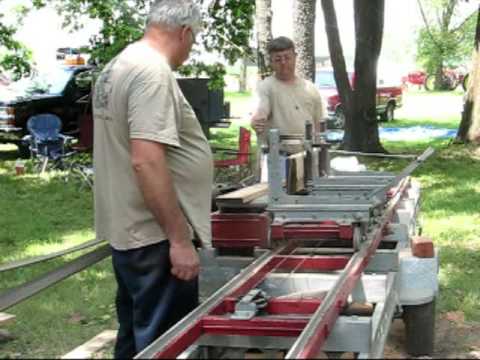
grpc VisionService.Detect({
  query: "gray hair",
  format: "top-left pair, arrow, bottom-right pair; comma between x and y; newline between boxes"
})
267,36 -> 296,54
147,0 -> 203,35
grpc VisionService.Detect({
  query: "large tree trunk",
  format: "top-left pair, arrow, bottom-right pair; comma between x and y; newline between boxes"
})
320,0 -> 353,133
293,0 -> 317,81
348,0 -> 385,152
255,0 -> 273,79
457,4 -> 480,143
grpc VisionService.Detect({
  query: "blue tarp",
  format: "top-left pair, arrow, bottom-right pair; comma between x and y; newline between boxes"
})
327,126 -> 457,142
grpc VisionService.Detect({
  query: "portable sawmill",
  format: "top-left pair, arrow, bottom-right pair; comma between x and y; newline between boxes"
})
137,123 -> 439,359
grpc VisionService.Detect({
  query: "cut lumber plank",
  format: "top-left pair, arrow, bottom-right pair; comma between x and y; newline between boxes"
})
287,153 -> 306,194
216,183 -> 268,204
62,330 -> 117,359
0,313 -> 15,326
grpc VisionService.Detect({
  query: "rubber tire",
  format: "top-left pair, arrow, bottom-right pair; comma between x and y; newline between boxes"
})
403,299 -> 436,357
381,103 -> 395,122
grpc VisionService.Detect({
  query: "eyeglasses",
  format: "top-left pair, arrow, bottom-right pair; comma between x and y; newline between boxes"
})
271,53 -> 296,64
183,26 -> 197,44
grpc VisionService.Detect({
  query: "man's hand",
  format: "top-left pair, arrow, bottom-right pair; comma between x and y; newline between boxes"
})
170,241 -> 200,281
251,115 -> 267,134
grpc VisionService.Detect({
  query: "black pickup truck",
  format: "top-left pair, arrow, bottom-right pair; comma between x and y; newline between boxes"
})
0,65 -> 229,157
0,65 -> 94,157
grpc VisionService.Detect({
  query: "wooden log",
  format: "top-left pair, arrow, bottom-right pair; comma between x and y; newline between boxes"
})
62,330 -> 117,359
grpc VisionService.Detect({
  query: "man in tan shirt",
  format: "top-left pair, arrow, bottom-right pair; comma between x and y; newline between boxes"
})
93,1 -> 212,357
251,36 -> 325,151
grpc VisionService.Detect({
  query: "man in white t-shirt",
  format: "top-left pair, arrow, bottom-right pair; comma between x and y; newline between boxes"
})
93,1 -> 212,357
251,36 -> 325,154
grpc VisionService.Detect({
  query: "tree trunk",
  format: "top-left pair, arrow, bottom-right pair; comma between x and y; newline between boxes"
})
457,4 -> 480,143
320,0 -> 353,133
348,0 -> 385,152
239,55 -> 248,93
293,0 -> 317,81
434,62 -> 444,91
255,0 -> 273,79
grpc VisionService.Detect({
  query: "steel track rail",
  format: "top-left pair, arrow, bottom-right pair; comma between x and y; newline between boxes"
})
0,245 -> 111,312
0,239 -> 105,273
135,249 -> 278,359
285,178 -> 410,359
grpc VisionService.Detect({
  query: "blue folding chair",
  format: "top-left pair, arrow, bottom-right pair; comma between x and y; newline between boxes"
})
23,114 -> 73,173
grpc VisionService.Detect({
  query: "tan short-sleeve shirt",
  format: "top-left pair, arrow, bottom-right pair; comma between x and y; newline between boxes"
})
93,41 -> 213,250
254,76 -> 325,151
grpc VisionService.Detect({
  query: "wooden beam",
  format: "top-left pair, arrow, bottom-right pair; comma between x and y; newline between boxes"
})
0,313 -> 15,326
62,330 -> 117,359
216,183 -> 268,204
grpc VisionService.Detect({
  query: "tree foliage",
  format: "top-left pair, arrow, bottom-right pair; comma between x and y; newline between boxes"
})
0,8 -> 33,79
45,0 -> 255,89
417,0 -> 477,75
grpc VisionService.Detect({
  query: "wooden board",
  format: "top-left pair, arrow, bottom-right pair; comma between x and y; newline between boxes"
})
0,313 -> 15,326
216,183 -> 268,204
287,153 -> 306,194
62,330 -> 117,359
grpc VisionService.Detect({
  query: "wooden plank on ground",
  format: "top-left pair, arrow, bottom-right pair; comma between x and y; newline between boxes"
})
62,330 -> 117,359
0,313 -> 15,326
216,183 -> 268,204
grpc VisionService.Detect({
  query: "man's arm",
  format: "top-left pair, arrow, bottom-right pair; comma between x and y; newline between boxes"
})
131,139 -> 199,281
250,81 -> 271,135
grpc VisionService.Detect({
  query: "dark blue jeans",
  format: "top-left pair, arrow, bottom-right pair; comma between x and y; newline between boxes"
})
111,241 -> 198,358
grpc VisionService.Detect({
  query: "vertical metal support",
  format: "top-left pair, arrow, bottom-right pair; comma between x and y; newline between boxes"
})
352,277 -> 367,303
304,121 -> 313,185
268,129 -> 283,203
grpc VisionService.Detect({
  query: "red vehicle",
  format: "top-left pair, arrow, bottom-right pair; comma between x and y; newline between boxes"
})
402,68 -> 469,91
316,69 -> 403,129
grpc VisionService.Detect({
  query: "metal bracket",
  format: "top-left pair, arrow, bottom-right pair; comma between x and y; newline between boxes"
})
231,289 -> 269,320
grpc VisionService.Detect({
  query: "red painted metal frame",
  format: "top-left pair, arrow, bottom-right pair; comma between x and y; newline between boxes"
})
271,221 -> 354,242
288,178 -> 411,359
150,178 -> 412,359
151,252 -> 348,358
211,212 -> 270,249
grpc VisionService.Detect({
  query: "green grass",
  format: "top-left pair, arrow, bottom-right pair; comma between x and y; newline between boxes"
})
366,139 -> 480,321
0,145 -> 116,359
0,91 -> 479,357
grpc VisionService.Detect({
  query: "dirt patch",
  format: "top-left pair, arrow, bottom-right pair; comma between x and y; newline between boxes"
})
386,312 -> 480,359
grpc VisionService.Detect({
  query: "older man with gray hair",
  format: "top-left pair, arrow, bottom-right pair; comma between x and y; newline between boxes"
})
93,0 -> 212,357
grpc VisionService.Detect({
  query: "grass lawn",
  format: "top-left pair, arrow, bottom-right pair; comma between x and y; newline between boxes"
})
0,91 -> 478,357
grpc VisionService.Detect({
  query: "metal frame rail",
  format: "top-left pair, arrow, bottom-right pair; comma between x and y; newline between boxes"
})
0,244 -> 110,312
136,179 -> 411,359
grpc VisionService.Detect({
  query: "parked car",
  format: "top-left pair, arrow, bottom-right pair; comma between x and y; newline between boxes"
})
0,65 -> 94,157
315,68 -> 403,129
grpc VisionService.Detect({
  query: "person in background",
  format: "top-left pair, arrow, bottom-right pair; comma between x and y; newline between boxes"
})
92,0 -> 213,357
250,36 -> 325,180
250,36 -> 325,152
